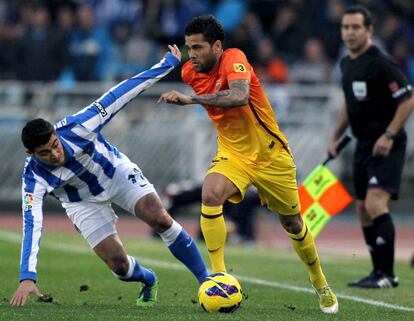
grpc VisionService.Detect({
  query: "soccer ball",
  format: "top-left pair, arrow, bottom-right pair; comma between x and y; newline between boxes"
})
198,272 -> 243,313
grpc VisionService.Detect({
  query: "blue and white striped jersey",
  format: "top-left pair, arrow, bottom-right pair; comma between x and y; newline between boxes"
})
19,53 -> 179,282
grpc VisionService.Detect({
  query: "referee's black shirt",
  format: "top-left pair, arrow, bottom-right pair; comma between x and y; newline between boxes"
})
340,45 -> 412,141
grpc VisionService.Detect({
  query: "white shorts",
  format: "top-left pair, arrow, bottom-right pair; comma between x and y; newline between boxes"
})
62,161 -> 156,248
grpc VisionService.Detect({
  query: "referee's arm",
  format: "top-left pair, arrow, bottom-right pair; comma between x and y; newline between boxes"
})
386,95 -> 414,137
328,103 -> 349,157
373,95 -> 414,157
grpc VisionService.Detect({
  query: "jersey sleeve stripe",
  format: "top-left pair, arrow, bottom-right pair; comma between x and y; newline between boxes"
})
72,53 -> 179,132
20,167 -> 44,281
20,210 -> 37,281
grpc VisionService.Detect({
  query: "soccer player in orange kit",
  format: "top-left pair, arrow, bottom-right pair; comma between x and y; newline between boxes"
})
159,15 -> 338,313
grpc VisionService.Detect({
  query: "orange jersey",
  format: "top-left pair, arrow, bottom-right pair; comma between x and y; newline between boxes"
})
182,48 -> 289,166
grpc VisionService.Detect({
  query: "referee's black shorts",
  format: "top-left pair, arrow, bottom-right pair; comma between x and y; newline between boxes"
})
353,134 -> 406,200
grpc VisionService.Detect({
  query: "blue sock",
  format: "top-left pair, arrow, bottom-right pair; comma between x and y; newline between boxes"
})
114,256 -> 156,286
168,229 -> 208,284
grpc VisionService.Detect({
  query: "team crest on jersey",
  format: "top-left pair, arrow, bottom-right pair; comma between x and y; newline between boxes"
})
94,101 -> 108,117
23,193 -> 33,211
233,63 -> 246,73
352,81 -> 367,100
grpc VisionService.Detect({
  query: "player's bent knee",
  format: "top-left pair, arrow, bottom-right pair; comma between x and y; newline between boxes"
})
153,214 -> 173,232
202,190 -> 226,206
279,214 -> 302,234
135,193 -> 173,231
144,210 -> 173,233
135,193 -> 164,215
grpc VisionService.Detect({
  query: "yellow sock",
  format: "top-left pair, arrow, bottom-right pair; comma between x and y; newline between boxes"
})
286,224 -> 327,289
200,204 -> 226,273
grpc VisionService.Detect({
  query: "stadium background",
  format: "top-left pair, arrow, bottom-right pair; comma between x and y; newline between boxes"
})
0,0 -> 413,260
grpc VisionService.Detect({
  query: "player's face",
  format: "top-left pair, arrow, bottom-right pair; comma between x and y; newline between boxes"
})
341,13 -> 373,55
185,33 -> 220,73
31,133 -> 66,166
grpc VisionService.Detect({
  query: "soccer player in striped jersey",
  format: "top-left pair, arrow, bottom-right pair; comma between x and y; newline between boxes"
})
10,45 -> 208,307
159,16 -> 338,313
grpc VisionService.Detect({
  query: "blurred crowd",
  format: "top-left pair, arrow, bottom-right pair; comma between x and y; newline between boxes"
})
0,0 -> 413,85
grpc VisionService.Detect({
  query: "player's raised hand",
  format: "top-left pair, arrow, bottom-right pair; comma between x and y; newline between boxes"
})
10,280 -> 43,306
158,90 -> 194,105
168,44 -> 181,62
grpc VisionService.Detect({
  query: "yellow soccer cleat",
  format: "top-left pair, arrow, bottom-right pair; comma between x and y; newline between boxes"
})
313,284 -> 339,314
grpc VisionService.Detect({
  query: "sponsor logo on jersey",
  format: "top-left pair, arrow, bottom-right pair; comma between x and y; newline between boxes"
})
233,63 -> 246,73
55,118 -> 67,129
94,101 -> 108,117
352,81 -> 367,100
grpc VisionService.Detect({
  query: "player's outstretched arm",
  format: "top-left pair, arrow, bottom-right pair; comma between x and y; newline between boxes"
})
69,45 -> 182,132
10,280 -> 43,306
192,79 -> 250,108
158,90 -> 194,105
158,79 -> 250,108
17,170 -> 46,300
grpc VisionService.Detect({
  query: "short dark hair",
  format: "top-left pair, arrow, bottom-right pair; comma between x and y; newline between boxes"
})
185,15 -> 225,45
344,5 -> 373,28
21,118 -> 55,152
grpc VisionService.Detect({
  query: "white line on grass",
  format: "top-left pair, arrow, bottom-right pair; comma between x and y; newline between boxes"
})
1,230 -> 413,312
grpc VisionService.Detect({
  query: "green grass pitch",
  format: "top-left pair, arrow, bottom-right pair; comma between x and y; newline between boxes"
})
0,230 -> 413,321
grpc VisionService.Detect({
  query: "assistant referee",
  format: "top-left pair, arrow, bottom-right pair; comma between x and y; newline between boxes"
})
328,5 -> 414,289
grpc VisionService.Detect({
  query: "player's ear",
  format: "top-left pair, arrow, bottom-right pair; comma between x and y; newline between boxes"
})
25,149 -> 33,155
213,40 -> 222,53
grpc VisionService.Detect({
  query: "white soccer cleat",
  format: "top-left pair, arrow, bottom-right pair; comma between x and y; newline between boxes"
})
313,284 -> 339,314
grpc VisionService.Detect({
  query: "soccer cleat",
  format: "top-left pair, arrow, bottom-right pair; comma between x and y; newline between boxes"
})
348,271 -> 377,287
136,281 -> 158,307
313,284 -> 338,314
355,272 -> 398,289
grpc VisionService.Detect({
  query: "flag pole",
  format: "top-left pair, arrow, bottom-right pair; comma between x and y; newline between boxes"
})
322,135 -> 352,166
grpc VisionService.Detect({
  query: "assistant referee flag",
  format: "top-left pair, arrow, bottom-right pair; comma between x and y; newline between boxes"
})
298,165 -> 352,237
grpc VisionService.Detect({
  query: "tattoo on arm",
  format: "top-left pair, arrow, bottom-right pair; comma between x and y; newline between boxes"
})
192,79 -> 250,108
